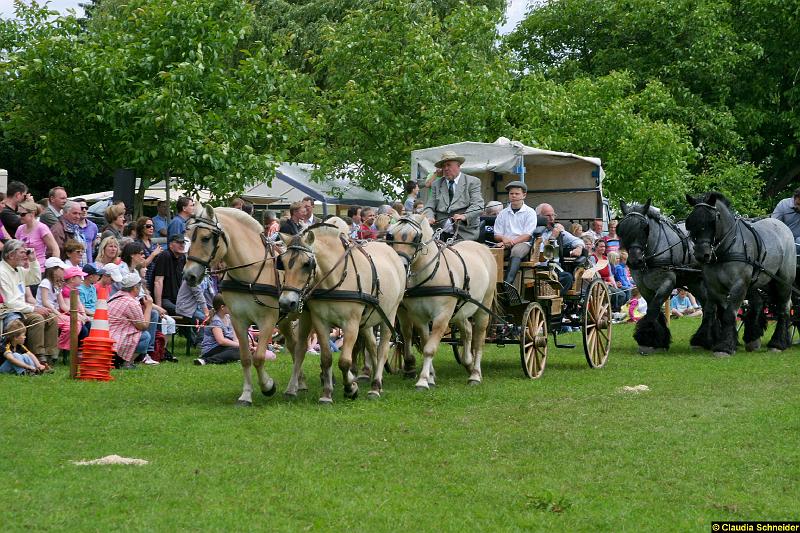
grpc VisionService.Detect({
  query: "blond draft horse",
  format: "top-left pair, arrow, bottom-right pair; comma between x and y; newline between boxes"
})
387,215 -> 497,389
278,224 -> 406,403
183,205 -> 300,406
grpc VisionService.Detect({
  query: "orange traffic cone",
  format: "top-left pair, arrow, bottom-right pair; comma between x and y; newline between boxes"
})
78,285 -> 116,381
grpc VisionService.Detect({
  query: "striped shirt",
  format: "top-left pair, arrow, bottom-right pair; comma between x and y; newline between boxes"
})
107,291 -> 143,362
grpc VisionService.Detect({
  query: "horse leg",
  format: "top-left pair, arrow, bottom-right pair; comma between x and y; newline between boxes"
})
468,309 -> 490,385
456,317 -> 476,383
713,279 -> 747,356
767,282 -> 793,351
337,317 -> 360,401
368,322 -> 393,399
397,311 -> 417,379
415,312 -> 449,391
743,289 -> 766,352
284,315 -> 312,399
232,321 -> 257,407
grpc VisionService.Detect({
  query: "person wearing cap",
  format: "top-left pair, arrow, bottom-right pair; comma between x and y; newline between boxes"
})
79,264 -> 103,317
422,150 -> 484,241
0,240 -> 59,366
57,266 -> 91,348
50,200 -> 87,263
492,181 -> 539,285
108,271 -> 154,369
151,233 -> 187,315
37,256 -> 67,317
15,199 -> 59,272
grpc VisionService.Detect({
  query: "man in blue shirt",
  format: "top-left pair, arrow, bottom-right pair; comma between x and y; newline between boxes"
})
152,201 -> 171,239
167,197 -> 194,241
771,187 -> 800,253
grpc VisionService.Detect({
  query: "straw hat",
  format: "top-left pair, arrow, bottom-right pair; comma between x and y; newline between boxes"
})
434,150 -> 466,168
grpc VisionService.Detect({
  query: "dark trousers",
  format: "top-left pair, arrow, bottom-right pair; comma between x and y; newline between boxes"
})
200,345 -> 240,364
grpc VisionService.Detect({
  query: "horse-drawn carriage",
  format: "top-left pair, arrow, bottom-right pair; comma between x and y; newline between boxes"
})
406,139 -> 614,379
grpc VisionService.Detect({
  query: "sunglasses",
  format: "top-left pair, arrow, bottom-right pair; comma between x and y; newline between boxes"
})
80,206 -> 88,211
144,224 -> 154,228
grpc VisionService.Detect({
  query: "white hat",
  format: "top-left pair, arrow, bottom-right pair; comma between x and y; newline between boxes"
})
102,263 -> 124,282
120,271 -> 142,289
434,150 -> 466,168
44,257 -> 67,270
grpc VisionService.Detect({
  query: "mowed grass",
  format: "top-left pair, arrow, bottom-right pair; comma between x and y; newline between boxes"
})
1,319 -> 799,532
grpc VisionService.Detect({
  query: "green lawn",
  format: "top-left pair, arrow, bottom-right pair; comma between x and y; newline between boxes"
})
2,320 -> 798,532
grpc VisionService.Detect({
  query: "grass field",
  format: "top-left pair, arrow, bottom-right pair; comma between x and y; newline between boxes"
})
2,319 -> 799,532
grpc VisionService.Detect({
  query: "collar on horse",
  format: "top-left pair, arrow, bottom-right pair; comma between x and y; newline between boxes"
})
187,214 -> 282,307
621,210 -> 690,270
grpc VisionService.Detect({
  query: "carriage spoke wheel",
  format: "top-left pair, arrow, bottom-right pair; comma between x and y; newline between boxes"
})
386,343 -> 404,375
520,302 -> 548,379
582,279 -> 611,368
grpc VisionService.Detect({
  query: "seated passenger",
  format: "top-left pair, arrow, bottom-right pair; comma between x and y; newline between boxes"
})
534,203 -> 586,296
479,200 -> 503,246
493,181 -> 538,285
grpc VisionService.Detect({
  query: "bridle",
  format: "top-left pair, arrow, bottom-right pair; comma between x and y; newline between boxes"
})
689,202 -> 736,263
186,215 -> 228,269
278,243 -> 318,311
620,209 -> 690,268
385,216 -> 430,268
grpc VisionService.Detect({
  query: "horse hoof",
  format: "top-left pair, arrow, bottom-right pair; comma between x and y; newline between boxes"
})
318,398 -> 334,405
283,392 -> 297,400
745,341 -> 761,352
261,381 -> 277,397
713,351 -> 732,358
367,391 -> 381,400
769,347 -> 782,353
356,374 -> 370,383
344,388 -> 359,401
415,385 -> 429,392
467,379 -> 481,387
638,346 -> 655,355
236,400 -> 252,407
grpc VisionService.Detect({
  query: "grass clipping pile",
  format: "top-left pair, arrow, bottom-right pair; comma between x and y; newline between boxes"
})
72,455 -> 148,466
619,384 -> 650,394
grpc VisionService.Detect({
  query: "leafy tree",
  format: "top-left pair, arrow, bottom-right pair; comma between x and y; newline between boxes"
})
506,0 -> 790,210
310,0 -> 512,191
2,0 -> 315,211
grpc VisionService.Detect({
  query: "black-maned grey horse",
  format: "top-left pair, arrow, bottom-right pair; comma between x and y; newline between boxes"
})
617,199 -> 718,354
685,192 -> 796,356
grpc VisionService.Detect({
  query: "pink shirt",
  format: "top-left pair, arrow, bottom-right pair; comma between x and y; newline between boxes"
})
16,222 -> 52,272
107,291 -> 143,362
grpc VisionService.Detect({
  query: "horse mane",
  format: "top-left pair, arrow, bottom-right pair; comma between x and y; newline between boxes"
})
628,202 -> 662,219
391,213 -> 434,241
691,191 -> 732,208
213,206 -> 264,234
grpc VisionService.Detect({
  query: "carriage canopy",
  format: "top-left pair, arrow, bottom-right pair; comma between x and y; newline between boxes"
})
411,138 -> 608,223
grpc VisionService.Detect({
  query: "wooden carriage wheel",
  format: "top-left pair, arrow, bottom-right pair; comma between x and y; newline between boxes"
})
520,302 -> 548,379
386,344 -> 405,375
582,279 -> 611,368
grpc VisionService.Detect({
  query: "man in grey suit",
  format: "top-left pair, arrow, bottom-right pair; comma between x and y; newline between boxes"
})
422,150 -> 484,241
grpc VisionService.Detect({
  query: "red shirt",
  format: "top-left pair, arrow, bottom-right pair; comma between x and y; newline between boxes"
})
358,223 -> 377,240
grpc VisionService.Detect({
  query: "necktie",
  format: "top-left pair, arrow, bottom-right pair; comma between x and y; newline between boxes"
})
448,179 -> 455,200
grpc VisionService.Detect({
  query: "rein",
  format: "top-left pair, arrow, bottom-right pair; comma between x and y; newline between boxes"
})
621,210 -> 690,270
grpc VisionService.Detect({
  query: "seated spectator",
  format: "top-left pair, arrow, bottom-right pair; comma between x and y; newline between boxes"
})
279,201 -> 305,236
101,203 -> 126,241
412,199 -> 424,214
151,234 -> 186,315
57,266 -> 90,350
0,240 -> 59,366
194,293 -> 253,365
569,222 -> 583,237
176,277 -> 214,323
50,200 -> 86,261
671,287 -> 702,318
15,199 -> 59,271
95,236 -> 121,268
0,320 -> 50,375
403,180 -> 419,213
346,206 -> 362,238
107,271 -> 154,369
63,239 -> 86,268
590,239 -> 628,314
120,241 -> 163,359
608,251 -> 633,302
79,264 -> 102,317
603,219 -> 620,254
358,207 -> 377,240
392,201 -> 405,218
37,257 -> 67,316
152,200 -> 171,239
134,216 -> 163,288
626,287 -> 647,322
263,210 -> 280,238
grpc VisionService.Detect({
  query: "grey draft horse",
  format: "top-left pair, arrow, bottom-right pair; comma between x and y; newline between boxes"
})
685,192 -> 797,356
617,199 -> 719,354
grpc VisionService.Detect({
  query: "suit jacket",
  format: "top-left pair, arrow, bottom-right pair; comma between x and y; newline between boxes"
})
422,173 -> 484,241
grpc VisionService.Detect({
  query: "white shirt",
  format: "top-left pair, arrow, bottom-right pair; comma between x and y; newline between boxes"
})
494,203 -> 538,238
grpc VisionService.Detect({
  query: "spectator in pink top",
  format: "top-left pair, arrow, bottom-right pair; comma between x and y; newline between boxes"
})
107,271 -> 153,370
15,200 -> 59,272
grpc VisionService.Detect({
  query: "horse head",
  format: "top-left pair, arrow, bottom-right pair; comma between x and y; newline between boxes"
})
278,230 -> 319,314
386,214 -> 433,271
685,191 -> 734,263
183,202 -> 226,286
618,198 -> 653,268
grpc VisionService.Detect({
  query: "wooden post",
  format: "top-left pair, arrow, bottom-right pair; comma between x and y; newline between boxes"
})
664,297 -> 671,326
70,289 -> 79,379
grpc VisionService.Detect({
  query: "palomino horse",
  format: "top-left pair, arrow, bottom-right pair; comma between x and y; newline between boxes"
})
386,215 -> 497,389
685,192 -> 796,356
183,205 -> 299,405
278,223 -> 406,402
618,199 -> 718,354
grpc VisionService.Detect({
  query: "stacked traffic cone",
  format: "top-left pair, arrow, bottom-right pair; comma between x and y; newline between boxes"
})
78,285 -> 116,381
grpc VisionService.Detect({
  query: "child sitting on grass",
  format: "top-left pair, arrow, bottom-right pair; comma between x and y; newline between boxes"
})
0,320 -> 51,375
626,287 -> 647,322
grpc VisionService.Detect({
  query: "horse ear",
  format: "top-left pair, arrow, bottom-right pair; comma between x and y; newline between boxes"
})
303,231 -> 316,246
643,198 -> 652,213
203,204 -> 215,220
685,193 -> 698,206
278,233 -> 292,246
620,200 -> 629,215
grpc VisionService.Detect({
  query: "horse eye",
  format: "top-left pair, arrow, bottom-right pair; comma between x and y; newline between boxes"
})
201,235 -> 212,243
